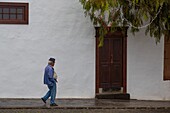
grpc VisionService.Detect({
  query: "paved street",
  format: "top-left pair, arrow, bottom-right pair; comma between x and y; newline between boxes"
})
0,99 -> 170,113
1,99 -> 170,108
0,109 -> 170,113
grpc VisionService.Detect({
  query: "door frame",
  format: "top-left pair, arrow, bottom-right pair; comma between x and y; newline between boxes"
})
95,27 -> 128,94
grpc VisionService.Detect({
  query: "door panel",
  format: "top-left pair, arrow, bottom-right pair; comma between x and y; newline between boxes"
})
98,36 -> 123,92
110,38 -> 123,87
100,65 -> 110,88
110,64 -> 122,87
112,38 -> 122,62
99,39 -> 110,63
99,39 -> 110,88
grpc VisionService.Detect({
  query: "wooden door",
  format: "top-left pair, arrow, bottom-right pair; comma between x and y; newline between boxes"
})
110,38 -> 123,88
96,29 -> 127,93
99,38 -> 111,89
99,37 -> 123,89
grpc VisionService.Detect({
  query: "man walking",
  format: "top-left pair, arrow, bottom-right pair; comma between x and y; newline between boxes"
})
41,58 -> 58,106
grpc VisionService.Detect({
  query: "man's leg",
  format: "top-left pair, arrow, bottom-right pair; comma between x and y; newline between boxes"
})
42,86 -> 52,102
50,82 -> 56,104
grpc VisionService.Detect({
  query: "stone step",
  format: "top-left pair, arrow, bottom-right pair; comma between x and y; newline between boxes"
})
95,93 -> 130,100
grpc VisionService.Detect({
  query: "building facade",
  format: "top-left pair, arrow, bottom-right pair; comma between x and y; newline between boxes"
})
0,0 -> 169,100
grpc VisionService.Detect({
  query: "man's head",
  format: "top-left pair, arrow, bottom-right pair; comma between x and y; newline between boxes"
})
48,58 -> 55,67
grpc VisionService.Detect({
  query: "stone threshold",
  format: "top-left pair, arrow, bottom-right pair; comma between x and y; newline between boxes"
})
96,93 -> 130,100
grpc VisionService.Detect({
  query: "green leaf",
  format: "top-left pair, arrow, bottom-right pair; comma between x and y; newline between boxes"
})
79,0 -> 170,45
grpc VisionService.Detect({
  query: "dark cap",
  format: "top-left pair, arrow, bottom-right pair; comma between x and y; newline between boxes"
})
49,58 -> 55,63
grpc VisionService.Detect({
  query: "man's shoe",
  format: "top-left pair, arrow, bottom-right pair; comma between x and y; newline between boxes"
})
50,103 -> 58,106
41,98 -> 46,104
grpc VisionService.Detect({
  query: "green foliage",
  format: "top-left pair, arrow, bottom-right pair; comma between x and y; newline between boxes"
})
79,0 -> 170,46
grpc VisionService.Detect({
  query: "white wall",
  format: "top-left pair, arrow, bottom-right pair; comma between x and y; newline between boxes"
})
1,0 -> 170,100
127,28 -> 170,100
0,0 -> 95,98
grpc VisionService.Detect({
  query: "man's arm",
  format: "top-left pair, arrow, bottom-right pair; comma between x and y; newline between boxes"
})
48,67 -> 56,83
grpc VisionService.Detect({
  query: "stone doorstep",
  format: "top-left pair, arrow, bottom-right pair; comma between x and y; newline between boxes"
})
95,93 -> 130,100
0,106 -> 170,110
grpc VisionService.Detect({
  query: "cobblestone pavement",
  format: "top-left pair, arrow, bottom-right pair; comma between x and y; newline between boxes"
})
0,109 -> 170,113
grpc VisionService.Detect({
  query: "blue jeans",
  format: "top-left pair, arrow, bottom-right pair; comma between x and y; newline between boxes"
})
42,82 -> 56,104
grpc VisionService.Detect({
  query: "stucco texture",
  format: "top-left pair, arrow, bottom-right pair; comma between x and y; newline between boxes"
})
127,28 -> 170,100
1,0 -> 170,100
0,0 -> 95,98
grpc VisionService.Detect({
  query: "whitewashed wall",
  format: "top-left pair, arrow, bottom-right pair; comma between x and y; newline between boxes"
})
1,0 -> 170,100
127,28 -> 170,100
0,0 -> 95,98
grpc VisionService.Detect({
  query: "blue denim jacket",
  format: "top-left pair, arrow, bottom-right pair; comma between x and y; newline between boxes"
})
43,65 -> 56,86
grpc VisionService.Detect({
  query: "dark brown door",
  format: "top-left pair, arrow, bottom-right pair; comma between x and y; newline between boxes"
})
110,38 -> 123,87
98,36 -> 123,91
